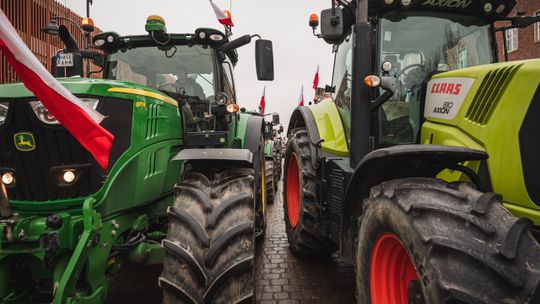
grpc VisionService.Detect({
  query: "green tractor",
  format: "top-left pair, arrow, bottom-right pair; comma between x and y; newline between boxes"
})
0,15 -> 273,303
263,113 -> 284,205
284,0 -> 540,303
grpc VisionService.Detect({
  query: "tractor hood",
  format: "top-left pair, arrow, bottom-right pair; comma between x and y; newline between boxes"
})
0,77 -> 168,100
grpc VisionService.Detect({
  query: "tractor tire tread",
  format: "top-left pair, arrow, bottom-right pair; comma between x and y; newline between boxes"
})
357,177 -> 540,304
160,168 -> 255,304
284,129 -> 337,255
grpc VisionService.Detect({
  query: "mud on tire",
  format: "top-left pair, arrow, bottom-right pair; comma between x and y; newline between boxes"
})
356,178 -> 540,304
160,168 -> 255,304
283,129 -> 337,255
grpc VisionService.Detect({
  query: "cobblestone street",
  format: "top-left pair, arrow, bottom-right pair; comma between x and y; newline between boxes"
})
107,182 -> 355,303
255,182 -> 356,304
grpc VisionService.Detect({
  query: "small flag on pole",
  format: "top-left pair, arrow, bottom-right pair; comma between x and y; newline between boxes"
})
210,1 -> 234,27
298,85 -> 304,107
0,9 -> 114,170
259,86 -> 266,115
312,65 -> 319,90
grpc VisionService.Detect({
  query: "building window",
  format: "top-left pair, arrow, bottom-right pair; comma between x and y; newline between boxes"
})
506,28 -> 519,53
535,11 -> 540,43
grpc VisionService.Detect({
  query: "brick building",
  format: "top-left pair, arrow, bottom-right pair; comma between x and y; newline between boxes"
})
496,0 -> 540,61
0,0 -> 100,84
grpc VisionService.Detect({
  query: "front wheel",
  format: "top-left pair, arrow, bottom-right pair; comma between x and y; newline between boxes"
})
356,178 -> 540,304
160,168 -> 255,304
283,129 -> 337,255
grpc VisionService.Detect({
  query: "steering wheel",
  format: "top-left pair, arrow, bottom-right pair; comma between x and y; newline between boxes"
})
399,64 -> 425,78
157,82 -> 183,93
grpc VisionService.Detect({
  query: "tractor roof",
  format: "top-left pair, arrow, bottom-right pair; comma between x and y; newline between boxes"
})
93,27 -> 238,64
351,0 -> 517,20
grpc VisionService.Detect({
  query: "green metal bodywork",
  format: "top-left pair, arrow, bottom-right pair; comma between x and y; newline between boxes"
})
420,59 -> 540,225
0,56 -> 257,302
0,77 -> 182,303
0,78 -> 182,215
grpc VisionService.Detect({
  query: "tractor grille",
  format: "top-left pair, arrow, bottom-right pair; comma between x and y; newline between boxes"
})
328,168 -> 345,243
146,103 -> 161,140
519,84 -> 540,207
465,64 -> 522,125
326,159 -> 352,244
0,97 -> 132,202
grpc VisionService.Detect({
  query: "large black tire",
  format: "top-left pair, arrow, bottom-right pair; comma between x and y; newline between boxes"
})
159,168 -> 256,304
283,129 -> 337,255
356,178 -> 540,304
265,160 -> 275,205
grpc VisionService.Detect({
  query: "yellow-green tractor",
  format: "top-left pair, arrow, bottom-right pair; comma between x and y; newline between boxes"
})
284,0 -> 540,303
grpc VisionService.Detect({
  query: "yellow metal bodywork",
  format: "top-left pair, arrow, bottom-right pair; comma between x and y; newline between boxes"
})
421,59 -> 540,225
307,98 -> 349,156
107,87 -> 178,107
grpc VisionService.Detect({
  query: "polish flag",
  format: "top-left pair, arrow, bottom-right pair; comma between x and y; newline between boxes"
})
0,9 -> 114,170
259,87 -> 266,115
312,65 -> 319,90
298,85 -> 304,107
210,1 -> 234,27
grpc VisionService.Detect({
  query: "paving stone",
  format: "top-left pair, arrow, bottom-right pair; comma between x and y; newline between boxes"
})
106,181 -> 355,303
255,180 -> 355,303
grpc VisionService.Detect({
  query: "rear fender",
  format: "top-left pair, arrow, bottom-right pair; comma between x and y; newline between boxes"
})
237,113 -> 264,154
287,107 -> 322,168
339,144 -> 488,263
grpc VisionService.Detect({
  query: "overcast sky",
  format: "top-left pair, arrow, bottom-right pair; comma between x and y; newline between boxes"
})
63,0 -> 335,128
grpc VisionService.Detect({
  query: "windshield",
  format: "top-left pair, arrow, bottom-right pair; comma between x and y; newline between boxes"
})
377,12 -> 494,146
105,45 -> 215,100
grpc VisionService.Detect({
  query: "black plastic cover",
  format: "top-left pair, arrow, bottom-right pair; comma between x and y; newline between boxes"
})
519,85 -> 540,206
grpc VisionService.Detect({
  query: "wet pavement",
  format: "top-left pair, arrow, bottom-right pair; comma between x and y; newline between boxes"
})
107,181 -> 356,303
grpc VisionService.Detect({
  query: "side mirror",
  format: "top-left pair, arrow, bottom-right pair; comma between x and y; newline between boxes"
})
255,39 -> 274,81
272,113 -> 280,125
320,8 -> 344,44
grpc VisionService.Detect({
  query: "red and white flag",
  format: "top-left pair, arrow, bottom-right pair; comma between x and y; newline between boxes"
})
0,9 -> 114,170
312,65 -> 319,90
259,86 -> 266,115
210,1 -> 234,27
298,85 -> 304,107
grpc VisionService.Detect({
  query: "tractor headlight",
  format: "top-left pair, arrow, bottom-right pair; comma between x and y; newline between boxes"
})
1,172 -> 14,185
29,98 -> 99,125
0,102 -> 9,126
63,170 -> 76,183
214,92 -> 229,106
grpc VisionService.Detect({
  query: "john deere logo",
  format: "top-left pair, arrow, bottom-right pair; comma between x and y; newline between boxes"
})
14,132 -> 36,151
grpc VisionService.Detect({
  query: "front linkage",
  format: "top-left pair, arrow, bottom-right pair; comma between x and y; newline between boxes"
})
0,193 -> 163,304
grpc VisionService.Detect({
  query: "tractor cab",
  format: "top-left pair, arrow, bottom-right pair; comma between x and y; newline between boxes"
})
311,0 -> 540,154
93,16 -> 273,143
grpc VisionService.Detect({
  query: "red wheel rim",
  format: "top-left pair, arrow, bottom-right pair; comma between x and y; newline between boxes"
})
286,153 -> 300,228
370,233 -> 419,304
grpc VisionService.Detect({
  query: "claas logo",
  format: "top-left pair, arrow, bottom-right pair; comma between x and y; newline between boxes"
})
431,83 -> 462,95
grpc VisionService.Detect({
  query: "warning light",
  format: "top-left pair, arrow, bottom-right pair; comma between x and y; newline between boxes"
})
223,10 -> 232,20
226,104 -> 239,113
81,17 -> 95,32
364,75 -> 381,88
309,14 -> 319,29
